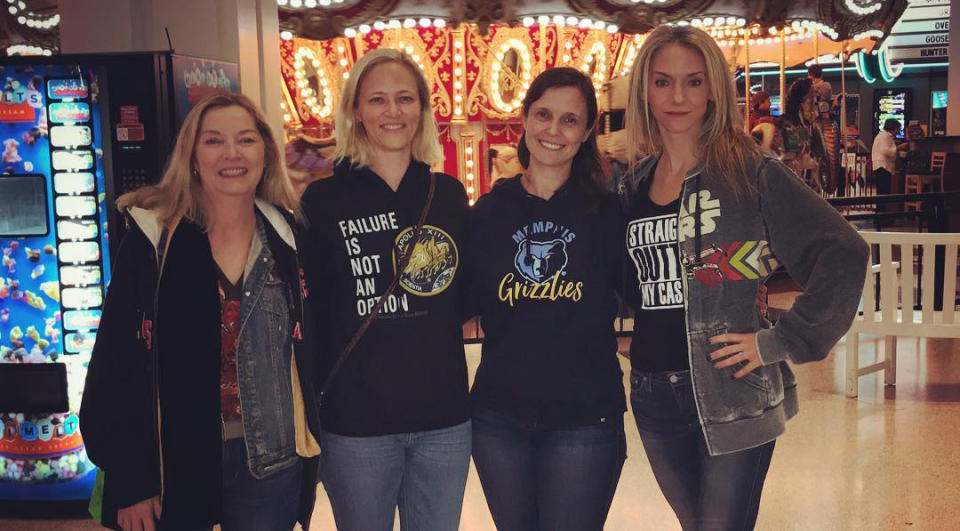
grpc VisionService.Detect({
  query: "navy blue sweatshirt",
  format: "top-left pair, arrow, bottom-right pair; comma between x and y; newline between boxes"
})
466,176 -> 625,428
300,160 -> 470,437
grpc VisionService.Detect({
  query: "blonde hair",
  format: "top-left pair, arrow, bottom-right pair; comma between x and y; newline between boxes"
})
625,25 -> 760,194
332,48 -> 442,167
116,92 -> 300,226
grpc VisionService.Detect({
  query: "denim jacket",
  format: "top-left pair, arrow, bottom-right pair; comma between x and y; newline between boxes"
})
620,154 -> 868,455
235,215 -> 298,477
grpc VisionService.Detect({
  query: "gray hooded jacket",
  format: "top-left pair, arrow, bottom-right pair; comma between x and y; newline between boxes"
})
619,154 -> 869,455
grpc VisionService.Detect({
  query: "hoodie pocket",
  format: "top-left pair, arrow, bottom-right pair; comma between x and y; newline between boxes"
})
699,324 -> 768,394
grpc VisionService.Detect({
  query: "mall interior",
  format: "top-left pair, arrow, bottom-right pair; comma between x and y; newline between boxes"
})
0,0 -> 958,529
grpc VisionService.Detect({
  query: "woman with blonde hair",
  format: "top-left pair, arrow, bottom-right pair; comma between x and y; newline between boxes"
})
620,25 -> 868,529
299,48 -> 471,530
81,92 -> 322,531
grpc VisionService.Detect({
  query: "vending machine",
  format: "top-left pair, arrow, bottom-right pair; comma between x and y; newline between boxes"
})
0,52 -> 236,502
874,88 -> 912,139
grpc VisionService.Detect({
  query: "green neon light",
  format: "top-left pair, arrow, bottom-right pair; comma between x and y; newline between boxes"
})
856,52 -> 876,84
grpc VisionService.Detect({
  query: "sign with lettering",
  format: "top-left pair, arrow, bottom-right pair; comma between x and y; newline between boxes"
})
170,54 -> 239,128
886,0 -> 950,63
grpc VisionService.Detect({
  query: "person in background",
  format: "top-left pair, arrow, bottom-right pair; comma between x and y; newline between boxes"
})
807,64 -> 833,121
299,48 -> 471,531
748,90 -> 772,131
621,25 -> 869,530
871,118 -> 903,196
80,92 -> 321,531
466,67 -> 626,531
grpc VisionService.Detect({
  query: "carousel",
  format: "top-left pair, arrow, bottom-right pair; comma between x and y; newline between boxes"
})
275,0 -> 908,201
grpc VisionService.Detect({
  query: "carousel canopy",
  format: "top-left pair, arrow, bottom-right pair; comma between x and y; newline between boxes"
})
278,0 -> 907,42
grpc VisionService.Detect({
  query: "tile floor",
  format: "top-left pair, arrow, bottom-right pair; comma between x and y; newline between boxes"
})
3,334 -> 958,530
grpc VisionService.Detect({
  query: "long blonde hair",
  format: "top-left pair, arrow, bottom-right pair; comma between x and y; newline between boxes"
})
116,92 -> 300,226
332,48 -> 442,167
625,25 -> 760,194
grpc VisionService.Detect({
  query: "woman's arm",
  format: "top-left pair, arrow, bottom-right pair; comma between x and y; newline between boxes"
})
79,225 -> 163,513
754,159 -> 870,365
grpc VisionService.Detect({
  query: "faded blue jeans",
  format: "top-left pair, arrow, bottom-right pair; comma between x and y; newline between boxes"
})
471,406 -> 626,531
319,420 -> 471,531
631,369 -> 776,531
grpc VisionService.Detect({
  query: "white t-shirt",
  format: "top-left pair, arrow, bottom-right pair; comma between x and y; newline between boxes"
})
871,130 -> 898,173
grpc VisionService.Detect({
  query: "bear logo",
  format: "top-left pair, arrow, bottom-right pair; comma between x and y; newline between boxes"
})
514,239 -> 568,283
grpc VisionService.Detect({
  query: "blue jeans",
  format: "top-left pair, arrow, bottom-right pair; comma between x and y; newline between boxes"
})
319,420 -> 471,531
630,369 -> 776,531
220,438 -> 303,531
471,406 -> 626,531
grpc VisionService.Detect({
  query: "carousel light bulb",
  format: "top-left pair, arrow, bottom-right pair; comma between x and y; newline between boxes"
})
769,26 -> 778,35
579,18 -> 592,29
277,0 -> 288,5
280,30 -> 293,40
339,58 -> 348,66
538,15 -> 549,25
594,20 -> 605,30
337,45 -> 345,53
454,94 -> 462,102
373,21 -> 385,31
454,40 -> 462,49
320,0 -> 331,5
389,19 -> 401,29
455,107 -> 463,115
320,78 -> 328,86
454,67 -> 462,76
344,27 -> 357,37
467,186 -> 475,194
565,41 -> 573,49
412,54 -> 420,62
715,17 -> 725,25
566,16 -> 578,26
690,19 -> 701,27
343,72 -> 349,79
304,0 -> 316,6
607,24 -> 618,33
313,59 -> 320,67
553,15 -> 565,26
359,24 -> 371,34
469,199 -> 476,206
736,18 -> 746,26
406,45 -> 414,54
434,19 -> 446,28
290,0 -> 301,7
523,17 -> 534,27
467,173 -> 474,181
455,53 -> 463,62
466,160 -> 474,168
703,17 -> 713,26
492,62 -> 500,71
419,17 -> 431,27
454,81 -> 462,89
563,54 -> 571,62
403,18 -> 416,28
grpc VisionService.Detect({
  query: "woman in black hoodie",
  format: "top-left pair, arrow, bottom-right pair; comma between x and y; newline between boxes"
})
466,68 -> 626,531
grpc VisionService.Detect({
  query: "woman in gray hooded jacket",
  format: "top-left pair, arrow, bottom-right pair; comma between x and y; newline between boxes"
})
619,25 -> 869,530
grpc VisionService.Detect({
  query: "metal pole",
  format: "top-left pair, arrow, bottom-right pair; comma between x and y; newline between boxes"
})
840,40 -> 848,192
744,31 -> 751,131
779,28 -> 786,111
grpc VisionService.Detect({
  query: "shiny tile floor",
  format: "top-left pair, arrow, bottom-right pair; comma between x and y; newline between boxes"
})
3,334 -> 958,530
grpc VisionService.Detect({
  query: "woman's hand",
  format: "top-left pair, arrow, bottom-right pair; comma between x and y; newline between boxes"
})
118,495 -> 161,531
709,333 -> 762,379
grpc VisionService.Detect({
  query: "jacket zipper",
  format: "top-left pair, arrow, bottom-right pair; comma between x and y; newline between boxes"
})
678,169 -> 715,456
151,226 -> 167,505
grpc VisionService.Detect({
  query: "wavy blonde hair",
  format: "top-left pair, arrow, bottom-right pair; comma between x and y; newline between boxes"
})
333,48 -> 442,167
625,25 -> 760,194
116,92 -> 300,226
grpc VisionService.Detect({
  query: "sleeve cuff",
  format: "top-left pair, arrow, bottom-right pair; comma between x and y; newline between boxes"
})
756,329 -> 789,365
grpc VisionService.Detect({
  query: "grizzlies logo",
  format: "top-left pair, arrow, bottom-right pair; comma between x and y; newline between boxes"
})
393,225 -> 458,296
514,238 -> 568,283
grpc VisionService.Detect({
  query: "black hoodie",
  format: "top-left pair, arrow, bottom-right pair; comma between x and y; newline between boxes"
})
466,176 -> 625,428
300,160 -> 470,437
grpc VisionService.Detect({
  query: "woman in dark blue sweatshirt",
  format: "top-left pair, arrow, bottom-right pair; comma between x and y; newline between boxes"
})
466,68 -> 626,531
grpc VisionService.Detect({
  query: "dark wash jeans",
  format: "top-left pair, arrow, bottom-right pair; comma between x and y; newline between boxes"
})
219,438 -> 303,531
471,406 -> 626,531
631,369 -> 775,531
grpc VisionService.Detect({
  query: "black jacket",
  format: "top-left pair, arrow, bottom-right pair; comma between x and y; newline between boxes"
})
79,202 -> 321,529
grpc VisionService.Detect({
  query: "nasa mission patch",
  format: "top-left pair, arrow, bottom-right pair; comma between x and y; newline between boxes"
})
393,225 -> 458,296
